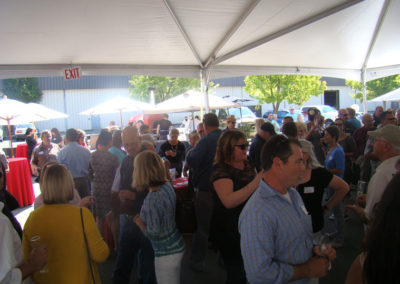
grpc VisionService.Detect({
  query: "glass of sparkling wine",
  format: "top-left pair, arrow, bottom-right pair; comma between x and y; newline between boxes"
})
30,235 -> 49,273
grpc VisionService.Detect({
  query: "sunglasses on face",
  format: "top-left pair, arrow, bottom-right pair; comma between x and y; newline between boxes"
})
235,142 -> 249,150
335,123 -> 343,126
387,117 -> 396,121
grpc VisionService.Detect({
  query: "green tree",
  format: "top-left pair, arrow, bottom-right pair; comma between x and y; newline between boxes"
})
244,75 -> 327,113
129,76 -> 202,103
2,78 -> 42,102
346,75 -> 400,101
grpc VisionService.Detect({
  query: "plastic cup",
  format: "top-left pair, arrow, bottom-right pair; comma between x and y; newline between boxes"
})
169,168 -> 176,181
30,235 -> 49,273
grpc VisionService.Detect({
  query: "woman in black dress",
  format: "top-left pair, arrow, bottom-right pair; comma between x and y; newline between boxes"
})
210,130 -> 262,284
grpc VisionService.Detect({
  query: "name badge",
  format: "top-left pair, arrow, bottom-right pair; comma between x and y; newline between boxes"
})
38,151 -> 44,155
300,205 -> 309,215
304,186 -> 315,194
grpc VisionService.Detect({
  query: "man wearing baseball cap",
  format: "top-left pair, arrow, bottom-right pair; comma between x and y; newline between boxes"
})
249,122 -> 276,172
347,124 -> 400,223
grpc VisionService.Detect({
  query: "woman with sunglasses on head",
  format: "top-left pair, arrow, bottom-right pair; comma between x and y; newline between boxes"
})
210,130 -> 262,284
335,118 -> 358,185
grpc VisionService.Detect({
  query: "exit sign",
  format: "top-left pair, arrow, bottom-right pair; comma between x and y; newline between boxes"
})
64,66 -> 82,80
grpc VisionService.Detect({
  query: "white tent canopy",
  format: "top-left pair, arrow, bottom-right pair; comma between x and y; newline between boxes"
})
0,0 -> 399,81
1,0 -> 400,112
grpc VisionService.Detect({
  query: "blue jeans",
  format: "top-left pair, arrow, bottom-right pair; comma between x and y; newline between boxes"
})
113,215 -> 157,284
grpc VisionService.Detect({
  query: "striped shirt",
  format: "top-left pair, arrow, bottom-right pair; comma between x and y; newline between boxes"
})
239,180 -> 314,284
140,183 -> 185,257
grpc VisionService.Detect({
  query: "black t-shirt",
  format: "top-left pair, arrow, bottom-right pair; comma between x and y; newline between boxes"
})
297,167 -> 333,232
210,161 -> 256,239
119,155 -> 147,215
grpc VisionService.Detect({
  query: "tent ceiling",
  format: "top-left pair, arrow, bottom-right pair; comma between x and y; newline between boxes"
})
0,0 -> 399,81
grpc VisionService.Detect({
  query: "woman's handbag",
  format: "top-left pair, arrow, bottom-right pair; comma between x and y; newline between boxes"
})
80,208 -> 96,284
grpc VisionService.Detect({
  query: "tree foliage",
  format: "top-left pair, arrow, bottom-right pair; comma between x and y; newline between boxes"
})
346,75 -> 400,101
129,76 -> 202,103
2,78 -> 42,102
244,75 -> 327,113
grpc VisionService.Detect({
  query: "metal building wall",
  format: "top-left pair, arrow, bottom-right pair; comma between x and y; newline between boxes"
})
35,88 -> 133,132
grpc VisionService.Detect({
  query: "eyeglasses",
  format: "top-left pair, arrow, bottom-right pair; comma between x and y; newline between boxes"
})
235,142 -> 249,150
340,113 -> 348,117
228,121 -> 236,124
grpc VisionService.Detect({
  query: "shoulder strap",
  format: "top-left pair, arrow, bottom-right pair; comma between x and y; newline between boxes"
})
80,208 -> 96,284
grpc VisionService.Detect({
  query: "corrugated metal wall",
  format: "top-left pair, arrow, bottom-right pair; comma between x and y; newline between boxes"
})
35,88 -> 136,132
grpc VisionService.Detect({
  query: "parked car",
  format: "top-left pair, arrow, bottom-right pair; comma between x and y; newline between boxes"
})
262,110 -> 293,126
300,105 -> 338,122
226,106 -> 258,125
14,123 -> 37,140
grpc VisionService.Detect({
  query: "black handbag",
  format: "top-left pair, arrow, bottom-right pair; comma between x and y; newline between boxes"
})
80,208 -> 96,284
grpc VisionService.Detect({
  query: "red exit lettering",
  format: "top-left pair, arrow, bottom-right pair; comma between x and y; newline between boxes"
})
64,67 -> 82,80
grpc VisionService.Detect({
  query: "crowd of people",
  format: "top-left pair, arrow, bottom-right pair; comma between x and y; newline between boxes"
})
1,104 -> 400,284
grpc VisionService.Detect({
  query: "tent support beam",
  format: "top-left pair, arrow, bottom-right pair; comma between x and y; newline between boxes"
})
204,0 -> 261,68
201,68 -> 211,113
362,69 -> 367,113
362,0 -> 391,81
162,0 -> 204,68
212,0 -> 363,66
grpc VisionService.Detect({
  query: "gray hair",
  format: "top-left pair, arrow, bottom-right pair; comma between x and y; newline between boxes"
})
298,139 -> 322,169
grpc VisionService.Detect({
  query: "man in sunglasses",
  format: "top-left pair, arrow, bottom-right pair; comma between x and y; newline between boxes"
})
187,113 -> 222,272
240,135 -> 336,283
338,109 -> 356,135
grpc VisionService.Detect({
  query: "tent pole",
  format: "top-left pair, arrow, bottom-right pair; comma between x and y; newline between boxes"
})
201,69 -> 210,113
119,111 -> 123,128
362,69 -> 367,113
7,120 -> 14,158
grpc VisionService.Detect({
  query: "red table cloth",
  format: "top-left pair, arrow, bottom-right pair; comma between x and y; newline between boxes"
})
6,158 -> 35,207
16,143 -> 28,158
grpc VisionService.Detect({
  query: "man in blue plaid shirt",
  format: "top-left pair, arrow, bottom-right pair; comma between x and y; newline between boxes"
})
239,135 -> 336,284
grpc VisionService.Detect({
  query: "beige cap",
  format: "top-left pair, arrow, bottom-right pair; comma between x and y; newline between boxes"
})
226,115 -> 236,123
368,124 -> 400,146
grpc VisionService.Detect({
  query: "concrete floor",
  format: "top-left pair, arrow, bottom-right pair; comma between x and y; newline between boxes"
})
14,182 -> 364,284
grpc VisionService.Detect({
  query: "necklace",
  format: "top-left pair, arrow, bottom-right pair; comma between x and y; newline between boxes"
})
170,143 -> 178,152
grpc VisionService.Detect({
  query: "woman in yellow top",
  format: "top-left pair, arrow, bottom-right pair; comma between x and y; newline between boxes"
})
22,164 -> 109,284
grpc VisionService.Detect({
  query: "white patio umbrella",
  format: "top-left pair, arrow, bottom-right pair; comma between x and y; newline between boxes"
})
27,103 -> 69,120
0,97 -> 42,157
369,88 -> 400,109
80,96 -> 154,127
151,90 -> 239,113
149,90 -> 239,129
369,88 -> 400,102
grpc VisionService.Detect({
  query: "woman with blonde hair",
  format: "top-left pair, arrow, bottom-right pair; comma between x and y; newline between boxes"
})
158,128 -> 186,178
22,164 -> 109,284
210,129 -> 262,284
133,151 -> 185,284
